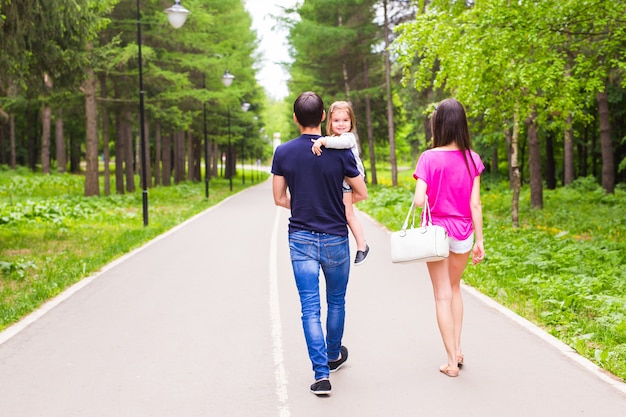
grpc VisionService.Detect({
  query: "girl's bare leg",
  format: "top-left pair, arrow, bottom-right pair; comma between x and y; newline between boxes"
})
343,193 -> 366,251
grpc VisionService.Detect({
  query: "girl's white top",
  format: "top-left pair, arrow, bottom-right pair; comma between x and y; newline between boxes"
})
324,132 -> 365,178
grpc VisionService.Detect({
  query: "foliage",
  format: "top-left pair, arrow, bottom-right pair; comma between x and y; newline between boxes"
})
100,0 -> 263,141
1,0 -> 268,190
285,0 -> 391,156
0,0 -> 118,94
394,0 -> 626,190
357,172 -> 626,381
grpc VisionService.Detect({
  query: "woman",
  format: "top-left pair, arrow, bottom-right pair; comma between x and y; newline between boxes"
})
413,98 -> 485,377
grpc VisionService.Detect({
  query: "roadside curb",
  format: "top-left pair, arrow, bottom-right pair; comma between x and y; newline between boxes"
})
462,284 -> 626,396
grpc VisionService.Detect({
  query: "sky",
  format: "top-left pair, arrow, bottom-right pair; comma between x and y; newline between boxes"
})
243,0 -> 296,100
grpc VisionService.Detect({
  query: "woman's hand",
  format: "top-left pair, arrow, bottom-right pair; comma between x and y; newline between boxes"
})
472,240 -> 485,265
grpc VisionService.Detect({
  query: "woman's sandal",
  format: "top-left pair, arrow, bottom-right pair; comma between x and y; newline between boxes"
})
457,354 -> 464,369
439,364 -> 460,377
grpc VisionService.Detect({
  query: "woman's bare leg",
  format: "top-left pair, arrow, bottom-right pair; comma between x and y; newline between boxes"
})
427,260 -> 457,371
448,251 -> 471,361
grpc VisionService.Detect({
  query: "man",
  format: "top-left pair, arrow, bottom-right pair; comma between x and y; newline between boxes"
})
271,92 -> 367,395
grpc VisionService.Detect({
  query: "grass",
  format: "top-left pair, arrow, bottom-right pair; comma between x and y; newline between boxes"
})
1,166 -> 625,382
357,170 -> 626,381
0,166 -> 269,332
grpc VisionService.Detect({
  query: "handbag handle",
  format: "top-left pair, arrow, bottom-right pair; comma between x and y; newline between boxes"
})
401,196 -> 432,230
420,197 -> 433,227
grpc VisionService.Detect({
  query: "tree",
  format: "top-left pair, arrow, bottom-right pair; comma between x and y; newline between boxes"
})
97,0 -> 261,190
286,0 -> 385,182
382,0 -> 398,186
1,0 -> 118,180
84,66 -> 100,196
394,0 -> 626,223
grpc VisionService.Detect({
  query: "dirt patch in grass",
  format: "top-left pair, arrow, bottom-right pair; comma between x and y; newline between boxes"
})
3,248 -> 32,257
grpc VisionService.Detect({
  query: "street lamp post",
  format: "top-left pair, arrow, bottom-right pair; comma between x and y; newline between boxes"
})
241,102 -> 250,184
137,0 -> 189,226
221,70 -> 235,191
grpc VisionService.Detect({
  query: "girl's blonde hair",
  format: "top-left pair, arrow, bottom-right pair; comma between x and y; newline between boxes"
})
326,101 -> 356,136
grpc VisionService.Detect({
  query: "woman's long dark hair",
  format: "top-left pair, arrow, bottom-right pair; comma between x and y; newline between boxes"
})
430,98 -> 478,177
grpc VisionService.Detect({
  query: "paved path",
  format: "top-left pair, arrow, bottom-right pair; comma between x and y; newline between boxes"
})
1,180 -> 624,417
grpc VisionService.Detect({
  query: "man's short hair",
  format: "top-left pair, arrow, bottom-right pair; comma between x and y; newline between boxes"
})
294,92 -> 324,128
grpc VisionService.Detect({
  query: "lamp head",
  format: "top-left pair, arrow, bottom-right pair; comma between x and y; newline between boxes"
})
222,70 -> 235,87
165,1 -> 190,29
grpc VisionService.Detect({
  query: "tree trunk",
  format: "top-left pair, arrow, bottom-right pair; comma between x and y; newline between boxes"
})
0,121 -> 5,164
55,113 -> 66,173
70,132 -> 81,173
337,13 -> 351,101
9,114 -> 16,169
192,132 -> 201,181
506,125 -> 513,187
577,141 -> 585,177
154,122 -> 161,186
511,110 -> 521,228
84,69 -> 100,197
28,107 -> 38,172
41,73 -> 53,174
563,114 -> 574,185
41,105 -> 52,174
225,142 -> 236,181
187,130 -> 194,181
363,59 -> 376,185
162,131 -> 172,186
115,112 -> 125,194
383,0 -> 397,186
142,119 -> 151,189
545,131 -> 556,190
424,101 -> 433,146
591,117 -> 597,178
527,112 -> 543,209
597,90 -> 614,193
219,146 -> 224,178
174,130 -> 185,184
124,111 -> 135,193
211,141 -> 219,177
99,73 -> 110,195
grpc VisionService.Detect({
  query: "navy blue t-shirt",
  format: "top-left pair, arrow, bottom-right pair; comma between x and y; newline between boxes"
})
271,134 -> 361,236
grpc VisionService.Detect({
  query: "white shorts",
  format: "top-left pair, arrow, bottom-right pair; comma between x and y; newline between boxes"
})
449,233 -> 474,254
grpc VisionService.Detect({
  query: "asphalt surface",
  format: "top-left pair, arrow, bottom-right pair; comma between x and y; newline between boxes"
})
1,179 -> 625,417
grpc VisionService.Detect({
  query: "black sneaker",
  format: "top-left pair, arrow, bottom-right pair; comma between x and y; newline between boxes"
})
354,244 -> 370,265
310,378 -> 331,395
329,345 -> 348,372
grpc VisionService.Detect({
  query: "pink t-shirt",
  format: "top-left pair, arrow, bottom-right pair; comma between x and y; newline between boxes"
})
413,149 -> 485,240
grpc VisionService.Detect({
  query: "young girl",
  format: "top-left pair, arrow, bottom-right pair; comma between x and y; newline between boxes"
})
311,101 -> 369,265
413,98 -> 485,377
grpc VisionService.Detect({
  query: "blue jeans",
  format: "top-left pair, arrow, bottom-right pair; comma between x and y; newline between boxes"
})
288,231 -> 350,380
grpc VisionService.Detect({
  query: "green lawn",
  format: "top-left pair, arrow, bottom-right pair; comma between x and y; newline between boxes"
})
0,167 -> 268,333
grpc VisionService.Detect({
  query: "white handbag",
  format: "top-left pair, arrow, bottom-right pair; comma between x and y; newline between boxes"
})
390,198 -> 449,263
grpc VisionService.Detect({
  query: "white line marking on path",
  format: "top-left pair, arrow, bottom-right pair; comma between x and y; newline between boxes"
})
270,208 -> 290,416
